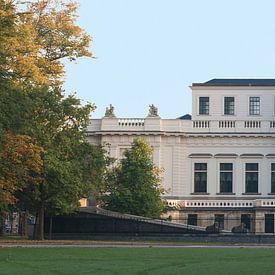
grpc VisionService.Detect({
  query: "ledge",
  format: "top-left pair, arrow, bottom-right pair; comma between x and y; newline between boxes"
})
216,193 -> 236,195
190,192 -> 210,195
267,193 -> 275,195
242,193 -> 262,195
188,153 -> 212,158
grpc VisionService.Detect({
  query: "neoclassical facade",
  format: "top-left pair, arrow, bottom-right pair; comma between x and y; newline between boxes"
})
87,79 -> 275,233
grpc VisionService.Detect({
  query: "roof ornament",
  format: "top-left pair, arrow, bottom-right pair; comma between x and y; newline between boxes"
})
148,104 -> 159,117
104,104 -> 116,118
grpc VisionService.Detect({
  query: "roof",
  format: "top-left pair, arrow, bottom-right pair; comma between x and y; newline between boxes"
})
178,114 -> 192,120
192,79 -> 275,87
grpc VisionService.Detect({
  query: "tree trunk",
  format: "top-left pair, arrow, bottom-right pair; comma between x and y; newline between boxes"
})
49,216 -> 53,240
38,205 -> 44,240
24,210 -> 29,238
0,213 -> 3,236
33,212 -> 38,240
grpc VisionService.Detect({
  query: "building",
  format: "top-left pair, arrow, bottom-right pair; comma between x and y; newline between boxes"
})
87,79 -> 275,234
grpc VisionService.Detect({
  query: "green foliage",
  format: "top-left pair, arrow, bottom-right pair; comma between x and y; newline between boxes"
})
16,87 -> 109,214
103,138 -> 165,218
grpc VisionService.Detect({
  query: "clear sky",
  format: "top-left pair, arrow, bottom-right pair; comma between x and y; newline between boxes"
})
63,0 -> 275,119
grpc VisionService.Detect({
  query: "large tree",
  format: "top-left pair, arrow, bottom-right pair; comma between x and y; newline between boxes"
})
103,139 -> 165,218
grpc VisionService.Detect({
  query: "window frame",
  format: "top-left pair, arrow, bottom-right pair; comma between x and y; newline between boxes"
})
194,163 -> 208,193
214,214 -> 224,230
223,96 -> 235,115
271,163 -> 275,193
187,214 -> 198,226
198,96 -> 210,115
245,163 -> 259,193
249,96 -> 260,116
219,163 -> 233,193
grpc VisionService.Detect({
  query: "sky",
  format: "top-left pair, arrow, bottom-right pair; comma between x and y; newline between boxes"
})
63,0 -> 275,119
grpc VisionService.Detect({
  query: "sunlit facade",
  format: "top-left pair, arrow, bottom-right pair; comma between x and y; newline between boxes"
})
87,79 -> 275,233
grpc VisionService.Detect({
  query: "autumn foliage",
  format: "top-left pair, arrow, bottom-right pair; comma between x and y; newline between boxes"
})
0,133 -> 43,209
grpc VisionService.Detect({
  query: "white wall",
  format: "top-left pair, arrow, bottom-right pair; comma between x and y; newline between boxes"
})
191,86 -> 275,121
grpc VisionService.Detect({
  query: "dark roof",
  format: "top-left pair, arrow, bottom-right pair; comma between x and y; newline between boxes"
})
178,114 -> 192,120
192,79 -> 275,87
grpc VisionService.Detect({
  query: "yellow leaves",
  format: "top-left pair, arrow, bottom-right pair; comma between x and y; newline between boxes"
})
0,132 -> 44,206
1,0 -> 92,88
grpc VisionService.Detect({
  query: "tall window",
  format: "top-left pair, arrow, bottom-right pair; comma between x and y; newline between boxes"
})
224,97 -> 234,115
249,97 -> 260,115
194,163 -> 207,193
187,214 -> 197,226
199,97 -> 209,115
220,163 -> 233,193
271,164 -> 275,193
214,214 -> 224,230
241,214 -> 251,231
245,163 -> 258,193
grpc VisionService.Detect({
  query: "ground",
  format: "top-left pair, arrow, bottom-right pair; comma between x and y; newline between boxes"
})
0,244 -> 275,274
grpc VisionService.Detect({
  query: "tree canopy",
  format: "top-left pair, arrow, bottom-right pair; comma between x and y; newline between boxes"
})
103,138 -> 165,219
0,0 -> 92,88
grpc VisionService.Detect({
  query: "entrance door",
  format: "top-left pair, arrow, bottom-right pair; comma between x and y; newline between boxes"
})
265,214 -> 274,233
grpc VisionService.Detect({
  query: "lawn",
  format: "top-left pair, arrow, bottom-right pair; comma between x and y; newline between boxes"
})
0,247 -> 275,274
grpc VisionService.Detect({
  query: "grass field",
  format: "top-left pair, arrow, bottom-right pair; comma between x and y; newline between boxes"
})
0,247 -> 275,274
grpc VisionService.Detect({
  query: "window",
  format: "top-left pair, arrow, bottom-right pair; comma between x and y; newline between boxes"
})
224,97 -> 234,115
220,163 -> 233,193
214,214 -> 224,230
241,214 -> 251,231
265,214 -> 274,233
199,97 -> 209,115
249,97 -> 260,115
271,164 -> 275,193
245,163 -> 258,193
194,163 -> 207,193
187,214 -> 197,226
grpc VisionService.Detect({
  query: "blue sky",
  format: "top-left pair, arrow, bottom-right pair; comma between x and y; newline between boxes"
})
63,0 -> 275,118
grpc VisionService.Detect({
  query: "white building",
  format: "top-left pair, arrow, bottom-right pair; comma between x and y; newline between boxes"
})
87,79 -> 275,233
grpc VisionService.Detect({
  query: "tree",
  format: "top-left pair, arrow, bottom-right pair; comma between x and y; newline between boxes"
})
0,0 -> 104,239
15,87 -> 110,239
0,0 -> 92,88
103,138 -> 165,218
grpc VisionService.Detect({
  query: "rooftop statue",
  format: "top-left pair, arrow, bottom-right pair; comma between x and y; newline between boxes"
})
148,104 -> 159,117
104,104 -> 116,117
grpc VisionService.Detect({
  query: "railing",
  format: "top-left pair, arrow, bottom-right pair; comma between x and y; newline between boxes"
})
259,200 -> 275,207
118,119 -> 145,127
80,207 -> 206,231
244,120 -> 261,128
185,200 -> 254,208
193,120 -> 209,128
219,120 -> 235,128
166,199 -> 275,209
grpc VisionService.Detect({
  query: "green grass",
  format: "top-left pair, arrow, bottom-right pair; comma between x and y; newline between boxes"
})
0,247 -> 275,274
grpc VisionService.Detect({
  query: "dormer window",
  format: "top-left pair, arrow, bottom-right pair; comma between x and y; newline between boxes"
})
199,97 -> 209,115
224,97 -> 234,115
249,97 -> 260,115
